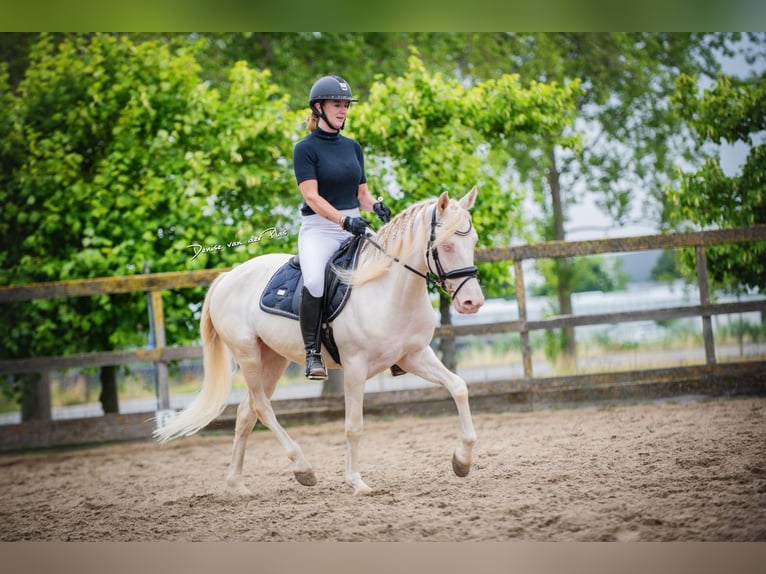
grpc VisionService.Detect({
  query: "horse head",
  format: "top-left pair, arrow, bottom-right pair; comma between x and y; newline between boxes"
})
429,187 -> 485,314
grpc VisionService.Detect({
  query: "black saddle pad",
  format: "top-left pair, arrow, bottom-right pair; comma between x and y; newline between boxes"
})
259,235 -> 364,322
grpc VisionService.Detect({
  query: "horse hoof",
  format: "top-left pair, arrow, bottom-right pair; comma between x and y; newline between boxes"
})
225,480 -> 253,497
452,452 -> 471,477
294,470 -> 317,487
353,484 -> 373,496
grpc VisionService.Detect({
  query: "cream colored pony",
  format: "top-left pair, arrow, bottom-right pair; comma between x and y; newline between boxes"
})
154,188 -> 485,496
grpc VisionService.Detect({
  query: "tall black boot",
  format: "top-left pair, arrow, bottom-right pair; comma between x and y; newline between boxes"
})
390,364 -> 407,377
300,287 -> 328,381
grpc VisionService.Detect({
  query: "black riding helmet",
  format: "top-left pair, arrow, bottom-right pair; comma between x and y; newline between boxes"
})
309,75 -> 357,131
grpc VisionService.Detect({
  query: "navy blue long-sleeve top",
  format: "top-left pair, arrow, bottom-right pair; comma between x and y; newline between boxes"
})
293,127 -> 367,216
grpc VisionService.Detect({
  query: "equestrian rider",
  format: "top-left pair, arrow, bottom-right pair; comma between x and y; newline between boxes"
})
293,75 -> 391,380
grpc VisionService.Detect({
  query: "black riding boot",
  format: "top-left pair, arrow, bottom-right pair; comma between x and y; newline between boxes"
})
390,364 -> 407,376
300,287 -> 328,381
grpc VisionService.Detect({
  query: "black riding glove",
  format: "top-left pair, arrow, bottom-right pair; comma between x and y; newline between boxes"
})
373,201 -> 392,223
343,216 -> 370,236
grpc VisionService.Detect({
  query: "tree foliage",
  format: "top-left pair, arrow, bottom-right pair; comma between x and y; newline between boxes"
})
533,255 -> 629,297
353,51 -> 581,299
2,32 -> 759,401
0,33 -> 299,364
1,36 -> 580,369
350,50 -> 580,370
667,71 -> 766,292
450,33 -> 741,361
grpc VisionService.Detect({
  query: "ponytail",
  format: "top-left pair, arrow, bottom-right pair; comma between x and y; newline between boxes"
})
305,112 -> 319,132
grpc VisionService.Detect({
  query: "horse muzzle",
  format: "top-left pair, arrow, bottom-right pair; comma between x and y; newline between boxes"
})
450,276 -> 484,314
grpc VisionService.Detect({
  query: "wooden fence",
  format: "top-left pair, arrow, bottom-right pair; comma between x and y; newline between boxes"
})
1,225 -> 765,451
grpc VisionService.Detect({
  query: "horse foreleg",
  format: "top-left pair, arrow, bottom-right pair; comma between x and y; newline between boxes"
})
226,398 -> 258,495
343,363 -> 373,496
399,347 -> 477,477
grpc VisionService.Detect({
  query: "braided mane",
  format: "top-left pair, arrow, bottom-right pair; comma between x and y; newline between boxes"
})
339,195 -> 471,287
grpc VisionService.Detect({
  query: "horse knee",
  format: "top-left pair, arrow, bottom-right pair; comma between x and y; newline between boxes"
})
345,426 -> 364,443
446,379 -> 469,401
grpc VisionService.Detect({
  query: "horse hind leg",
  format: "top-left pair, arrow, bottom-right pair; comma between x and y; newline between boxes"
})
226,397 -> 259,495
248,383 -> 317,487
232,340 -> 317,490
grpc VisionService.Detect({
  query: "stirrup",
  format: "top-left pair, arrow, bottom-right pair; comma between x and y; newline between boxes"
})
305,352 -> 328,381
390,364 -> 407,377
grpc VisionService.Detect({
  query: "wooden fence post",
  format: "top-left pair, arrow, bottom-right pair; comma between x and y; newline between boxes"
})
695,245 -> 716,367
514,260 -> 533,379
149,290 -> 170,410
20,371 -> 52,422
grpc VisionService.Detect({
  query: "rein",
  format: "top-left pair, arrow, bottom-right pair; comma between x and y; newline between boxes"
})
363,204 -> 479,300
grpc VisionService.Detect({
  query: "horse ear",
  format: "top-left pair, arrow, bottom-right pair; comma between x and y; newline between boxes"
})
437,191 -> 450,215
459,186 -> 477,210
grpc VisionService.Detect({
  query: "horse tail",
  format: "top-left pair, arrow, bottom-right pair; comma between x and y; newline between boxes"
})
153,273 -> 234,442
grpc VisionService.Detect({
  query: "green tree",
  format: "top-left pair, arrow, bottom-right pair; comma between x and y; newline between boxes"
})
7,33 -> 732,403
0,34 -> 298,417
651,249 -> 684,283
431,33 -> 740,364
533,255 -> 629,296
667,71 -> 766,293
353,52 -> 580,369
1,35 -> 580,407
189,33 -> 409,102
0,32 -> 39,89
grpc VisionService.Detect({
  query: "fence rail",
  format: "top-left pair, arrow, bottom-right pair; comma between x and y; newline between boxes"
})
1,224 -> 765,449
474,225 -> 766,262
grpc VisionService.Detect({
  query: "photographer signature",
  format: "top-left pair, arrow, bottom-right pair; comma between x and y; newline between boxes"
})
187,227 -> 288,261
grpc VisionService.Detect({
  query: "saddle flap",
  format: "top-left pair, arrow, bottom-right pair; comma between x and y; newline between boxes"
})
259,234 -> 364,322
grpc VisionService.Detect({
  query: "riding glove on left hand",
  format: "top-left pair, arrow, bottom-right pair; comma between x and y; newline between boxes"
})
373,201 -> 392,224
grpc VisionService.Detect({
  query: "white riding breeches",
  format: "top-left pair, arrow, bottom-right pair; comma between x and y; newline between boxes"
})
298,208 -> 359,297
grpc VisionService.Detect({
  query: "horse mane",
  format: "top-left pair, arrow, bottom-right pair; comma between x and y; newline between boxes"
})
337,195 -> 471,288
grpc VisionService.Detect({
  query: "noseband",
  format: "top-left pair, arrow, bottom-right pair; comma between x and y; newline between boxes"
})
425,205 -> 479,300
363,203 -> 479,300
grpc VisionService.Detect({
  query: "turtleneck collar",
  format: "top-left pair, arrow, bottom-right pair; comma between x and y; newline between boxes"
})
314,126 -> 341,140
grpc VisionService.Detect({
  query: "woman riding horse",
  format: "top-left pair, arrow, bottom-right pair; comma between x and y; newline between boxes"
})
293,74 -> 391,380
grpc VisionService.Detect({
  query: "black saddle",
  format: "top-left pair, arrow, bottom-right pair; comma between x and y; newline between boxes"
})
259,235 -> 365,364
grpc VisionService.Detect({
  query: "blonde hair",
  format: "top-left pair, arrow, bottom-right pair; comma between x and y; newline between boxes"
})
305,111 -> 319,132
